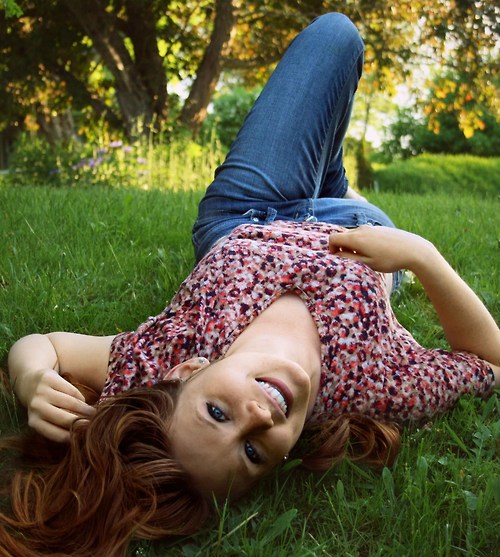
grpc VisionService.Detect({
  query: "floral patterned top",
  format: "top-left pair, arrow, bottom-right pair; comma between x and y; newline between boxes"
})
102,221 -> 494,424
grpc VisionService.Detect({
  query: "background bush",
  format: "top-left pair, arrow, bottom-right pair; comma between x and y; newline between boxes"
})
6,134 -> 222,191
201,86 -> 261,149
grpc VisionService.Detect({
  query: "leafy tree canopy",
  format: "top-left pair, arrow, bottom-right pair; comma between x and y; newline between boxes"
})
0,0 -> 497,144
380,71 -> 499,161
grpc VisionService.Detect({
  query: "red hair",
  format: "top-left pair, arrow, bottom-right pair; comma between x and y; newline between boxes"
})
298,413 -> 401,471
0,381 -> 209,557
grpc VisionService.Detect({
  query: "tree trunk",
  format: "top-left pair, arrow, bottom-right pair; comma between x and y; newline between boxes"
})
122,0 -> 169,128
36,107 -> 77,144
180,0 -> 236,132
63,0 -> 154,137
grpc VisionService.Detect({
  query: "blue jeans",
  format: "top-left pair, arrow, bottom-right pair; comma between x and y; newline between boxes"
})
192,13 -> 401,288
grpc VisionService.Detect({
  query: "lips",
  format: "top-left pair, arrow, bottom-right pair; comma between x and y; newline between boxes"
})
256,378 -> 293,417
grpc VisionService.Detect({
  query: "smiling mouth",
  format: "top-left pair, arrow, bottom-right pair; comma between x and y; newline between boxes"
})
256,379 -> 290,417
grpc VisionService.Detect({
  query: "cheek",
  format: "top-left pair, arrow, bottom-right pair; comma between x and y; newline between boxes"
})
268,427 -> 299,459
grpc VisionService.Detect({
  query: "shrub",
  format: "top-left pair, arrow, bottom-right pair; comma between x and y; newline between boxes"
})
378,70 -> 500,162
7,134 -> 83,186
201,86 -> 261,149
5,134 -> 223,191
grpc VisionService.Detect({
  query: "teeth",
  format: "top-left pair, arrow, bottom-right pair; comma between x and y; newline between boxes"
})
257,380 -> 288,415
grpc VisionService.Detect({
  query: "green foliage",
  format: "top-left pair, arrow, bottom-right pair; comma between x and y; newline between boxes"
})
6,133 -> 222,190
7,134 -> 84,186
201,86 -> 261,149
0,0 -> 22,17
1,1 -> 498,142
380,106 -> 500,161
374,154 -> 500,196
379,71 -> 500,161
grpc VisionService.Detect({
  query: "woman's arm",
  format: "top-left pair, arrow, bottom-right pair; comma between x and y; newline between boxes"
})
329,226 -> 500,384
8,332 -> 113,441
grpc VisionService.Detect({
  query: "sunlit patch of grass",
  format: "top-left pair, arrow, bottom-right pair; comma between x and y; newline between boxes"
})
374,154 -> 500,197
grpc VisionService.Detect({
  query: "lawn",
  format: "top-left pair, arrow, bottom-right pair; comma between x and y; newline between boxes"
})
0,175 -> 498,556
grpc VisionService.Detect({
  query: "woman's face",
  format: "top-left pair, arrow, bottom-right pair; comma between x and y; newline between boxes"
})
169,352 -> 313,500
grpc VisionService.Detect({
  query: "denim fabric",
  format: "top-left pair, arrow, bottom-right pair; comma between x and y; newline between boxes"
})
192,13 -> 401,289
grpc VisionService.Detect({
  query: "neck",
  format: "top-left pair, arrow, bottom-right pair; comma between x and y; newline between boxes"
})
227,330 -> 315,374
225,294 -> 322,395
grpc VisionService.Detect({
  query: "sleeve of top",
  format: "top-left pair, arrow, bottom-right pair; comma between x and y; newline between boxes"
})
347,345 -> 496,423
392,349 -> 494,420
100,329 -> 156,399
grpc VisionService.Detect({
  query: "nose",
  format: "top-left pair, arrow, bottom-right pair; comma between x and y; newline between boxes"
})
243,400 -> 274,432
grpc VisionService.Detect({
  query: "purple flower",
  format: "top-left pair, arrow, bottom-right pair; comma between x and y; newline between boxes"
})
88,157 -> 103,168
72,158 -> 89,170
109,140 -> 123,148
72,156 -> 103,170
122,145 -> 133,153
136,157 -> 147,164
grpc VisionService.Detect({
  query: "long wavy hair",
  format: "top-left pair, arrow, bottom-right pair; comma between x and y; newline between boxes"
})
299,413 -> 401,471
0,379 -> 209,557
0,375 -> 401,557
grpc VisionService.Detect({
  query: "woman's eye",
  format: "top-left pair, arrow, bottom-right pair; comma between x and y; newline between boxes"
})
245,440 -> 262,464
206,403 -> 227,422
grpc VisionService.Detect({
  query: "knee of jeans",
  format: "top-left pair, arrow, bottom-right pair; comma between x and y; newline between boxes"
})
313,13 -> 363,51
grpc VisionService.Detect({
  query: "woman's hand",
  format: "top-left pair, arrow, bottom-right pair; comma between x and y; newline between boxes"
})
329,225 -> 434,273
22,368 -> 95,442
8,332 -> 112,442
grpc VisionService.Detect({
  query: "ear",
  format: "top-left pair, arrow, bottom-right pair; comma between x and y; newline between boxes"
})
168,357 -> 210,381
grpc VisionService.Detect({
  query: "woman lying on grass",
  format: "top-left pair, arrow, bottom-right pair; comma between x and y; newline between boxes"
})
2,12 -> 499,557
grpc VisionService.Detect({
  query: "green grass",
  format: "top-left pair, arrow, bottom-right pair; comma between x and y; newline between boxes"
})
374,154 -> 500,197
0,169 -> 499,556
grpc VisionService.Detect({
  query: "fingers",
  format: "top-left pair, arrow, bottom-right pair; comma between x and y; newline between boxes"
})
31,387 -> 95,419
329,226 -> 372,255
28,396 -> 94,442
27,370 -> 96,442
328,225 -> 399,273
30,416 -> 92,443
35,372 -> 96,416
329,225 -> 422,274
45,371 -> 87,402
28,415 -> 72,443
